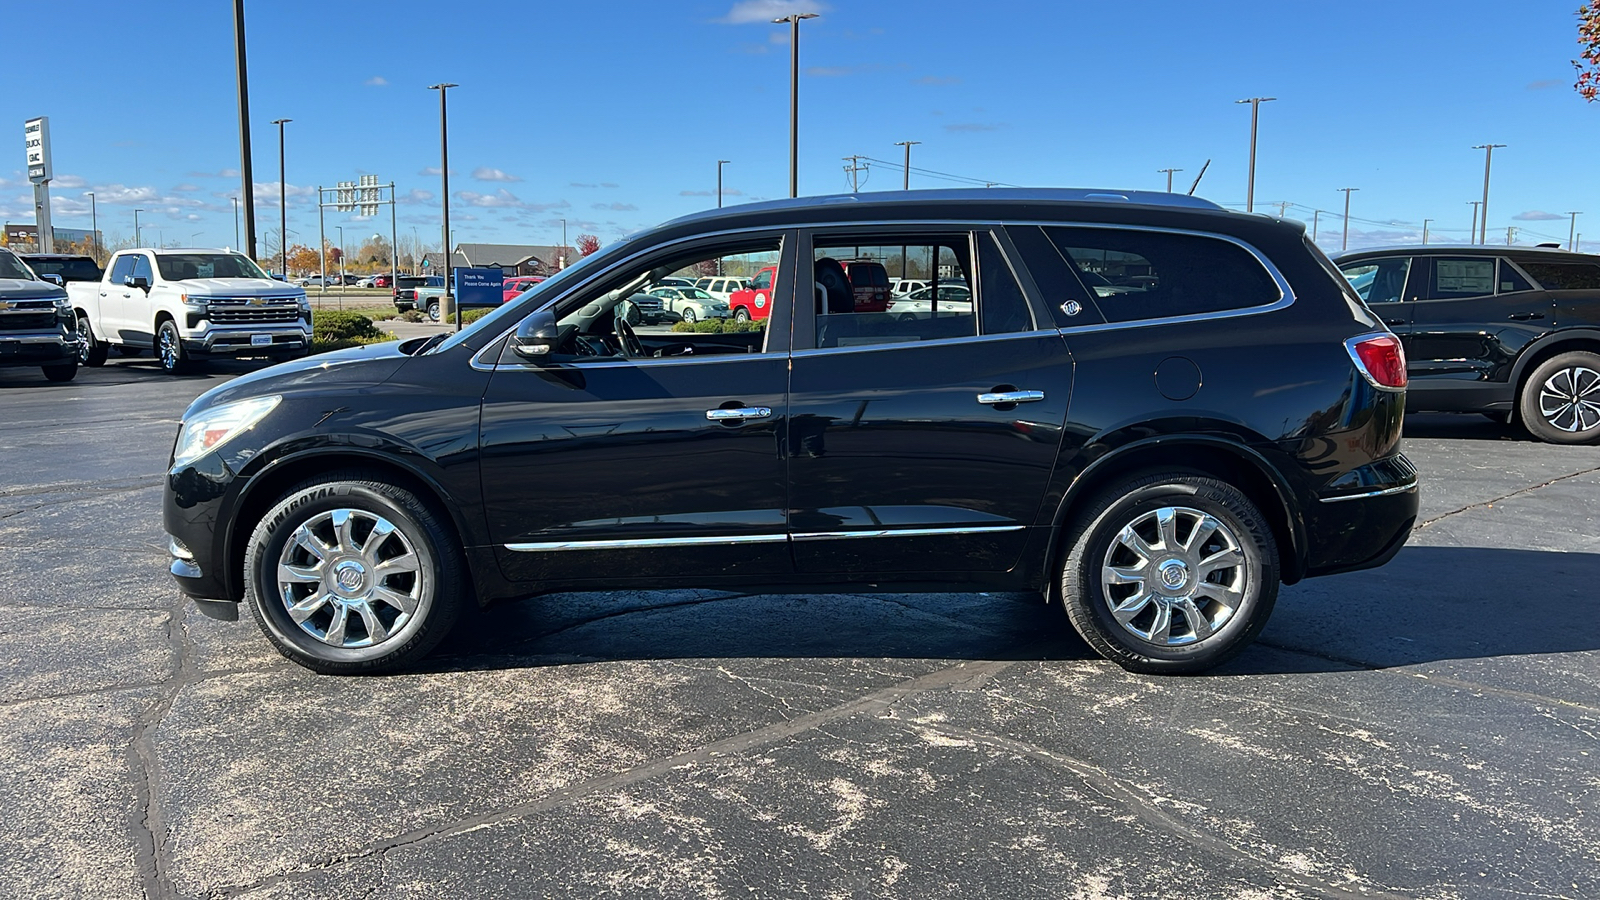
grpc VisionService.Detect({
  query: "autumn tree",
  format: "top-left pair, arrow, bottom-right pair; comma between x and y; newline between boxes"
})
1578,1 -> 1600,101
286,244 -> 319,275
577,234 -> 601,256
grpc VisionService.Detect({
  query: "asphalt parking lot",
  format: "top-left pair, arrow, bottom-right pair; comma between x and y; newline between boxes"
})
0,356 -> 1595,900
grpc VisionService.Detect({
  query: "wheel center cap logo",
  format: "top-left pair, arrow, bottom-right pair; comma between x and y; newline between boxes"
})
1159,560 -> 1188,589
333,561 -> 366,593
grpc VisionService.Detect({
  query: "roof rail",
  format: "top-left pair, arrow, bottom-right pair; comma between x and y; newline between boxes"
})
661,187 -> 1226,228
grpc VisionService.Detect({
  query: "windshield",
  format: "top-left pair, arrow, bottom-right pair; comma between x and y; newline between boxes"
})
681,288 -> 715,300
430,241 -> 627,354
27,257 -> 101,282
155,253 -> 269,281
0,250 -> 35,280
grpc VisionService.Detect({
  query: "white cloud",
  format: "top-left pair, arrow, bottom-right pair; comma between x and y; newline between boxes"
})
172,184 -> 201,193
399,188 -> 435,205
53,174 -> 87,189
1513,210 -> 1565,221
365,76 -> 388,86
593,202 -> 638,211
251,182 -> 317,208
472,167 -> 522,182
417,167 -> 456,177
720,0 -> 826,24
455,189 -> 525,209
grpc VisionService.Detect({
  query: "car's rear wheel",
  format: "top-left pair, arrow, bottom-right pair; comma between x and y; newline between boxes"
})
426,301 -> 440,322
243,471 -> 466,674
77,314 -> 108,366
1060,472 -> 1278,674
156,320 -> 191,375
1520,350 -> 1600,444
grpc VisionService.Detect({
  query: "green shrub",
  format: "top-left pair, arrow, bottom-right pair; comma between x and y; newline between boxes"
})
461,307 -> 493,324
397,308 -> 427,322
309,333 -> 396,355
670,318 -> 767,334
312,310 -> 386,342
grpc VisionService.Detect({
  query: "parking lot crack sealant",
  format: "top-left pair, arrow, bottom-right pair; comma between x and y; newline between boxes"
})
208,658 -> 1017,898
1414,463 -> 1600,530
126,600 -> 199,900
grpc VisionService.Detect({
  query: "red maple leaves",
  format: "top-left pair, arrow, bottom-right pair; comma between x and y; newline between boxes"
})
1578,1 -> 1600,101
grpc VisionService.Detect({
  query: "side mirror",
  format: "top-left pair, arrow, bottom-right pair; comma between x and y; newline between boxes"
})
126,275 -> 151,291
39,273 -> 64,287
510,309 -> 559,365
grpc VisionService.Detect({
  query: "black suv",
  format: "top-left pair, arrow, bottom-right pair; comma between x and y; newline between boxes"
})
0,247 -> 79,382
164,189 -> 1417,675
1335,245 -> 1600,443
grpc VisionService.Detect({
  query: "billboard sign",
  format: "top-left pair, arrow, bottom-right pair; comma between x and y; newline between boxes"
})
24,117 -> 50,183
454,267 -> 504,308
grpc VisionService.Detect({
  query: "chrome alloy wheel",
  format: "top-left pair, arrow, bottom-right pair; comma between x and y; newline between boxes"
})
275,508 -> 425,648
1100,506 -> 1246,647
1538,365 -> 1600,434
158,326 -> 179,369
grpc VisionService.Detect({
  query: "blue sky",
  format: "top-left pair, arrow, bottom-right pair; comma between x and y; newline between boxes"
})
5,0 -> 1599,256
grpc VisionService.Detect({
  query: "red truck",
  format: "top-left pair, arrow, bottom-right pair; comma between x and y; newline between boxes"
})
729,260 -> 891,321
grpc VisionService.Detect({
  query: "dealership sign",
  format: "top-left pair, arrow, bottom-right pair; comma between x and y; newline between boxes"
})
24,117 -> 50,184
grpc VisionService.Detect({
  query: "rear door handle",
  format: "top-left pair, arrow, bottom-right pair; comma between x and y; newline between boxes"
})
977,390 -> 1045,405
1507,312 -> 1545,321
1382,318 -> 1406,327
706,407 -> 772,421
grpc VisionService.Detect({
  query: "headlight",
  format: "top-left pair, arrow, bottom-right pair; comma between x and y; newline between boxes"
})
182,292 -> 209,310
171,395 -> 281,469
52,295 -> 70,309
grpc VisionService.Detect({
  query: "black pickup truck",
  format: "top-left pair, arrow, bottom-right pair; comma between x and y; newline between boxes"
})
1336,245 -> 1600,443
0,248 -> 78,382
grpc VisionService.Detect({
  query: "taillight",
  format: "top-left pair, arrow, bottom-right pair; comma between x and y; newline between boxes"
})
1347,333 -> 1407,390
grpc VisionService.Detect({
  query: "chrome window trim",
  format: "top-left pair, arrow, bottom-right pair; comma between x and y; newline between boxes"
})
505,534 -> 789,552
504,523 -> 1026,552
1318,480 -> 1418,503
792,328 -> 1061,359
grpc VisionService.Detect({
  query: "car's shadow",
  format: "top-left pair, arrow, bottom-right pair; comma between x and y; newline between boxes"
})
1402,412 -> 1540,443
422,546 -> 1600,677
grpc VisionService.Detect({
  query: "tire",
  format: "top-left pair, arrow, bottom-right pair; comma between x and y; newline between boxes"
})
426,301 -> 440,323
1519,350 -> 1600,444
156,319 -> 191,375
680,308 -> 696,324
1059,472 -> 1279,674
243,471 -> 466,674
41,362 -> 77,382
733,307 -> 750,323
77,314 -> 108,367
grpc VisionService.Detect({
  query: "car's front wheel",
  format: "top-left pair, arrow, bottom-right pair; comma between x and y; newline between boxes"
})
77,314 -> 108,366
733,307 -> 750,323
680,307 -> 697,324
1059,472 -> 1278,674
1520,350 -> 1600,444
243,472 -> 466,674
156,319 -> 191,375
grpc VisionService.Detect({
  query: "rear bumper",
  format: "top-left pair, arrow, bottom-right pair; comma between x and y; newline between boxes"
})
0,330 -> 78,366
1303,456 -> 1420,578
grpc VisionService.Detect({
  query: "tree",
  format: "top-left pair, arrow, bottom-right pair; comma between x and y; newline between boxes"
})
286,244 -> 319,275
577,234 -> 601,257
1579,1 -> 1600,101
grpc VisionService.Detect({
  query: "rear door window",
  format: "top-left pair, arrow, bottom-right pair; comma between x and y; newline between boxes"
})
1423,257 -> 1495,300
1496,260 -> 1535,294
1041,227 -> 1282,323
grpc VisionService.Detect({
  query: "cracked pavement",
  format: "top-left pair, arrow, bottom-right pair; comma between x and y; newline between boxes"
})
1,360 -> 1596,899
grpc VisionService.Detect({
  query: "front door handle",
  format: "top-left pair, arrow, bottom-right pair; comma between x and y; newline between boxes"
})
977,390 -> 1045,405
706,407 -> 772,421
1507,312 -> 1546,321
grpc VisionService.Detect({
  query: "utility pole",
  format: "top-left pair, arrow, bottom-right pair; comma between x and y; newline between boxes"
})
1506,226 -> 1517,246
842,155 -> 867,192
1338,187 -> 1359,251
896,141 -> 920,190
774,12 -> 818,199
560,218 -> 567,269
133,208 -> 143,247
86,192 -> 97,262
271,118 -> 290,278
428,83 -> 458,328
1472,143 -> 1505,245
233,0 -> 257,262
1276,200 -> 1290,219
1422,218 -> 1432,245
1235,97 -> 1276,212
1468,201 -> 1481,245
717,159 -> 730,208
1311,209 -> 1321,243
1158,168 -> 1182,192
1568,212 -> 1582,251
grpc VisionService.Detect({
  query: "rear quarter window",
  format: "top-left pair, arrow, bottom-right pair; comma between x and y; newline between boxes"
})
1519,261 -> 1600,291
1042,227 -> 1282,324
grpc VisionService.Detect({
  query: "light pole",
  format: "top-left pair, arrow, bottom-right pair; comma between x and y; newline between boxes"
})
560,218 -> 567,269
1568,212 -> 1583,251
1468,201 -> 1481,244
717,159 -> 730,208
774,12 -> 818,198
1311,209 -> 1321,243
1158,168 -> 1182,192
896,141 -> 921,190
428,83 -> 458,329
233,0 -> 257,264
85,188 -> 96,259
1338,187 -> 1359,251
1235,97 -> 1276,212
272,118 -> 291,278
134,208 -> 144,247
191,231 -> 204,246
336,225 -> 345,289
232,197 -> 240,250
1421,218 -> 1432,245
1472,143 -> 1505,246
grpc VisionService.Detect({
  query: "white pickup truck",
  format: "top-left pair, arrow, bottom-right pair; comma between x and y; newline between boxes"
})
70,248 -> 312,374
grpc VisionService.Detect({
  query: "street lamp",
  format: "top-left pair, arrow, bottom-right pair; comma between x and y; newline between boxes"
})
427,83 -> 458,329
272,118 -> 291,277
1235,97 -> 1276,212
84,188 -> 96,259
191,231 -> 204,245
717,159 -> 730,208
133,208 -> 144,246
1567,212 -> 1582,251
336,225 -> 344,289
1472,143 -> 1505,246
1338,187 -> 1359,251
1157,168 -> 1182,192
773,12 -> 818,199
1468,201 -> 1482,244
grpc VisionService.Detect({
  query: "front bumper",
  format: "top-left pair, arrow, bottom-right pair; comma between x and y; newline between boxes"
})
180,324 -> 310,356
0,330 -> 79,366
